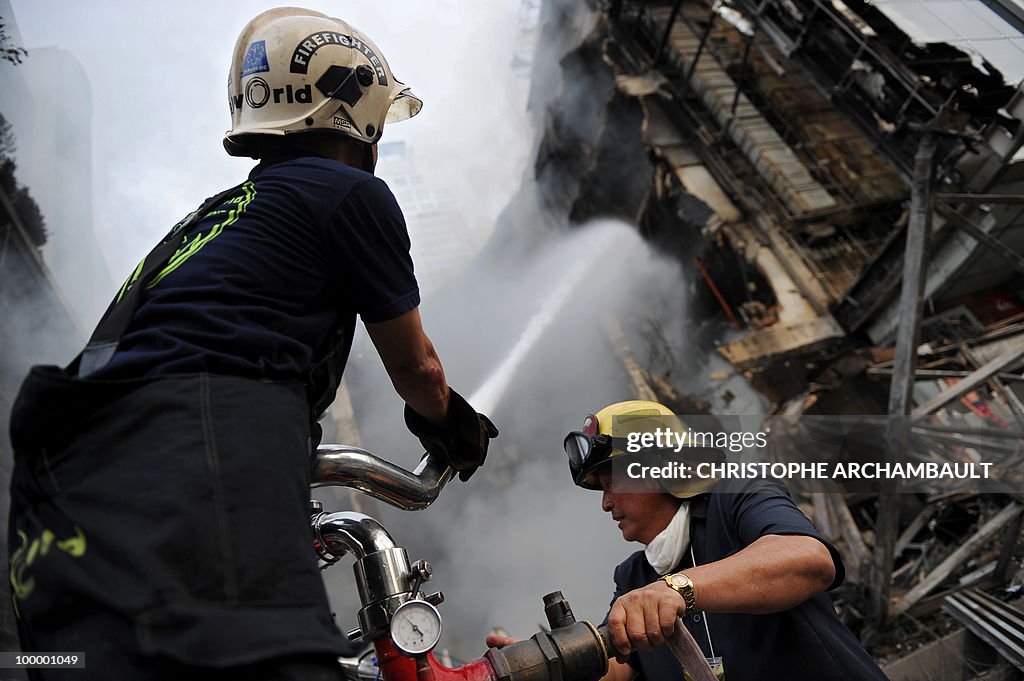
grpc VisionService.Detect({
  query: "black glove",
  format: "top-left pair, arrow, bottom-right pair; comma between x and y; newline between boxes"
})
405,388 -> 498,481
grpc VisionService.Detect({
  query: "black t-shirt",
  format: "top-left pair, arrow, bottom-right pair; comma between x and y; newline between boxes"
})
92,155 -> 419,388
604,478 -> 889,681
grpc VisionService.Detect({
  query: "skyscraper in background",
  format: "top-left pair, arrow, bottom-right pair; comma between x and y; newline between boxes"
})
0,2 -> 92,665
0,0 -> 113,328
376,140 -> 481,293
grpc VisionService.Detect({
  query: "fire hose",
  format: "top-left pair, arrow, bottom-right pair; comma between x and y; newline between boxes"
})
372,591 -> 717,681
311,448 -> 718,681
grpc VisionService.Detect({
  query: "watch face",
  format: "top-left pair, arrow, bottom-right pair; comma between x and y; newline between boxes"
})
670,574 -> 691,588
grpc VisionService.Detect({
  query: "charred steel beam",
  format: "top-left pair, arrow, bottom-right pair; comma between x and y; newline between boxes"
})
994,512 -> 1024,583
963,344 -> 1024,429
790,2 -> 819,54
729,35 -> 753,116
936,193 -> 1024,205
911,341 -> 1024,419
885,321 -> 1024,359
832,492 -> 870,582
867,367 -> 1024,382
910,578 -> 998,618
936,204 -> 1024,277
944,588 -> 1024,671
653,0 -> 684,67
911,421 -> 1024,439
911,430 -> 1024,456
727,32 -> 755,121
894,503 -> 940,559
683,5 -> 717,91
895,502 -> 1024,617
871,132 -> 936,628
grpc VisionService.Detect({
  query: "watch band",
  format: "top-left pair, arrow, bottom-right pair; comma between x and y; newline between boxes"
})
662,572 -> 697,613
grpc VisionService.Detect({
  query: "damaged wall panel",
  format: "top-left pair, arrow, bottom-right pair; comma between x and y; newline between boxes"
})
534,34 -> 653,224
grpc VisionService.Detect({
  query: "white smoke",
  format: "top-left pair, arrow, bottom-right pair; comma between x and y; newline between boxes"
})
6,0 -> 766,664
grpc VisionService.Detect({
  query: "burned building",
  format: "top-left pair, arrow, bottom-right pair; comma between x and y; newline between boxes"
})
529,0 -> 1024,676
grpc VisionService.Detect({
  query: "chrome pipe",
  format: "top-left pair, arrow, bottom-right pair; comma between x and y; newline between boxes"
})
311,444 -> 454,511
313,510 -> 416,639
314,511 -> 398,560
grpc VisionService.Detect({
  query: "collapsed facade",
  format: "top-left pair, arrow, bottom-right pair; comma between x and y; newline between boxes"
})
531,0 -> 1024,676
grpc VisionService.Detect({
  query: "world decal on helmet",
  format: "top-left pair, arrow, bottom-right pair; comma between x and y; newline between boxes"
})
231,80 -> 313,112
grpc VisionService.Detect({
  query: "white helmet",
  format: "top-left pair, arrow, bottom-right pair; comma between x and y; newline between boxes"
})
224,7 -> 422,155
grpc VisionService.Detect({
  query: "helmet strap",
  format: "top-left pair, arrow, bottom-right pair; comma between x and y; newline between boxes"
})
360,141 -> 376,174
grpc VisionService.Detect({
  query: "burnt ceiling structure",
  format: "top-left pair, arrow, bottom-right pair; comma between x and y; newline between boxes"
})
529,0 -> 1024,673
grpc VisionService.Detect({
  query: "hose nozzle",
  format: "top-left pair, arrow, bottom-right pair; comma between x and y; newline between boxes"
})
485,593 -> 615,681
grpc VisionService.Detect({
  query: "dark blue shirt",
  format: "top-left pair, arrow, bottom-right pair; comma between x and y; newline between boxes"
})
93,156 -> 419,390
604,478 -> 888,681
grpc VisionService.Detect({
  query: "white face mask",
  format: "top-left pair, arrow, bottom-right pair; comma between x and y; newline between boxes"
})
644,501 -> 691,575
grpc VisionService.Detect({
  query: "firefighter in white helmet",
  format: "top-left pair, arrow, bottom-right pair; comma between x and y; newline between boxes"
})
487,401 -> 888,681
8,8 -> 495,679
223,7 -> 423,156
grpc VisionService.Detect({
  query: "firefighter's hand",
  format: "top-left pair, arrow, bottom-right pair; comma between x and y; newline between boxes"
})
485,634 -> 520,649
607,580 -> 686,656
405,388 -> 498,481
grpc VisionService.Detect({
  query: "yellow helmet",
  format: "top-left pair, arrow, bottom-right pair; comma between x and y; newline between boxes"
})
564,400 -> 720,499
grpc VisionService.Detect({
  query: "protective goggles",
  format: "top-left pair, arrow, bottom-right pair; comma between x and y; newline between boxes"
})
564,431 -> 628,482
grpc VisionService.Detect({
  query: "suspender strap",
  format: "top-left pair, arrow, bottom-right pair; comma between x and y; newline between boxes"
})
77,183 -> 246,377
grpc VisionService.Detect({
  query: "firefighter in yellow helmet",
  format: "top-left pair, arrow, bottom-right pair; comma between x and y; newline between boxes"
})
564,400 -> 721,501
490,400 -> 887,681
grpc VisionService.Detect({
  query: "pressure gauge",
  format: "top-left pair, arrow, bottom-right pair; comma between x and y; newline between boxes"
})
390,599 -> 442,656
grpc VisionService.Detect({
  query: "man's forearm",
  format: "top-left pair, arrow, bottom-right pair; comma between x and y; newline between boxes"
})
365,309 -> 450,424
387,343 -> 449,424
605,534 -> 836,657
686,534 -> 835,613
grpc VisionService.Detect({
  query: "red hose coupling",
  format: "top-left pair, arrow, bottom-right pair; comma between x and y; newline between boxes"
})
374,638 -> 497,681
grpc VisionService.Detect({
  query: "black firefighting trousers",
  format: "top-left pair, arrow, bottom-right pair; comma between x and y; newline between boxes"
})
8,366 -> 352,680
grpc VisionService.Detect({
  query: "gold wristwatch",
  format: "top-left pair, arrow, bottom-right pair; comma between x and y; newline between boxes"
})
662,572 -> 697,613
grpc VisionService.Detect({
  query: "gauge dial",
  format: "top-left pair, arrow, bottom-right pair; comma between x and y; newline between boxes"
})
390,600 -> 442,656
